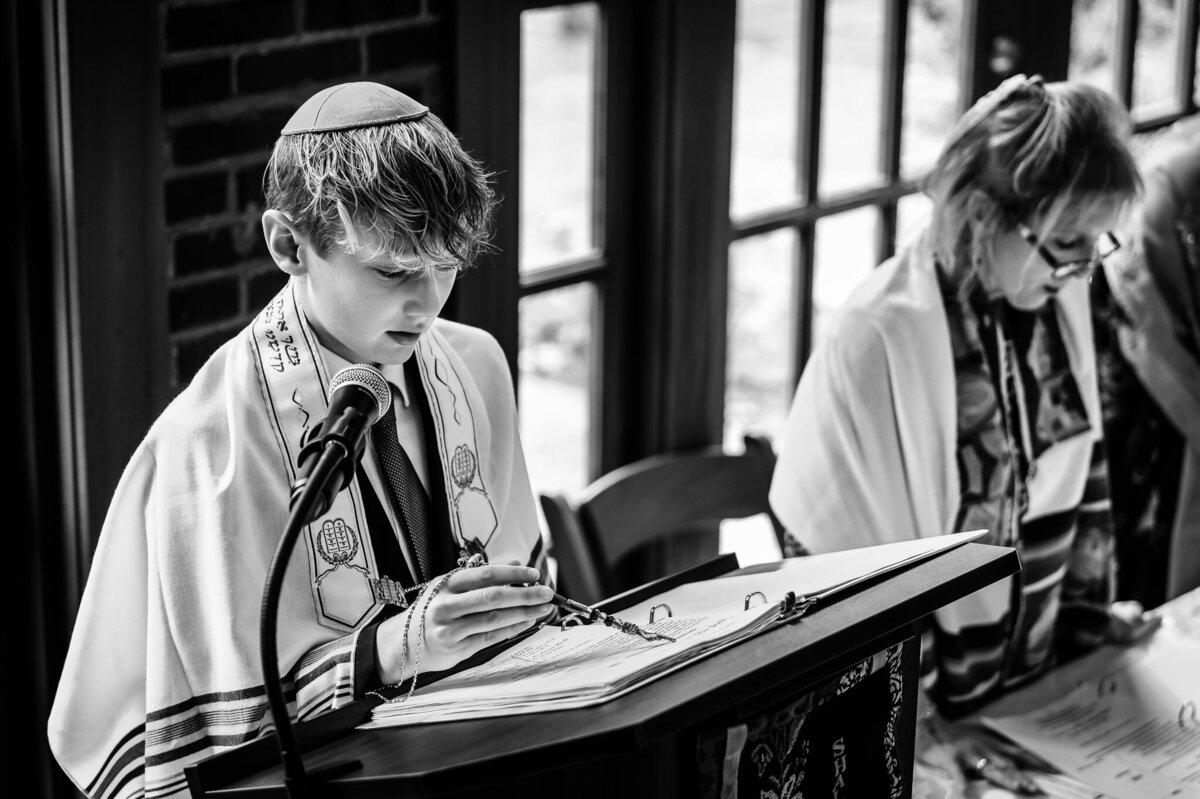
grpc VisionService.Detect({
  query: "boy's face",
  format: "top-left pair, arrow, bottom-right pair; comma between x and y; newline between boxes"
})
294,237 -> 456,366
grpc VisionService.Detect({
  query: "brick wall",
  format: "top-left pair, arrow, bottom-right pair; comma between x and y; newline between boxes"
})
160,0 -> 452,386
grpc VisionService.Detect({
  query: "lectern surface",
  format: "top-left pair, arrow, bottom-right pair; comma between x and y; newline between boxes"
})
188,542 -> 1019,797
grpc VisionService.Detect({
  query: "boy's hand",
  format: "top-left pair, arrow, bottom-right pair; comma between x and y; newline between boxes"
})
375,564 -> 554,684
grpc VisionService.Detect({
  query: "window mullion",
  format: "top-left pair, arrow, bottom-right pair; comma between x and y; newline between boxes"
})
1176,0 -> 1199,114
1114,0 -> 1138,108
796,0 -> 825,205
878,0 -> 909,263
795,222 -> 816,380
795,0 -> 824,372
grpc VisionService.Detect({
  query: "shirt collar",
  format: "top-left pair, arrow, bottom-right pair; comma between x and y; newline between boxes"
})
321,347 -> 411,409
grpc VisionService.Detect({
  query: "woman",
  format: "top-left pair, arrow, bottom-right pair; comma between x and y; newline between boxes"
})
768,74 -> 1157,723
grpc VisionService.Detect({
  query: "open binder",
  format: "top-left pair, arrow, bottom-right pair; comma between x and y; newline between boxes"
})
365,529 -> 987,728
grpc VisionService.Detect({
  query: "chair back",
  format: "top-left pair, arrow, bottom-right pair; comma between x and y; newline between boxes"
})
540,434 -> 787,604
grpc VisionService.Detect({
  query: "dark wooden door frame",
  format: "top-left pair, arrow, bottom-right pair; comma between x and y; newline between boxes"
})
17,1 -> 168,796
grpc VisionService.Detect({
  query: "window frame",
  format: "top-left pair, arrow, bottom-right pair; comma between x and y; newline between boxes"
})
454,0 -> 740,482
452,0 -> 1200,476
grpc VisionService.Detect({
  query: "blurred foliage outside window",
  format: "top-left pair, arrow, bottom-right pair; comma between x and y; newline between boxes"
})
725,0 -> 963,454
519,283 -> 597,496
518,4 -> 600,498
1069,0 -> 1189,116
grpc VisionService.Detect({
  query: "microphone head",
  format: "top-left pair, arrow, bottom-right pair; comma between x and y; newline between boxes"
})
329,363 -> 392,420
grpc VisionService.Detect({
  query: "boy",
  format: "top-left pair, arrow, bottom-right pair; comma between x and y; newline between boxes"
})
48,82 -> 554,799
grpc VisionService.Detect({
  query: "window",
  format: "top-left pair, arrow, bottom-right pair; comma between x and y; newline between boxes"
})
454,0 -> 1198,569
517,3 -> 603,496
724,0 -> 967,451
1069,0 -> 1200,128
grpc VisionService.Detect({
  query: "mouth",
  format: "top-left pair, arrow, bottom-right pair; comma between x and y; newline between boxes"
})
387,331 -> 423,345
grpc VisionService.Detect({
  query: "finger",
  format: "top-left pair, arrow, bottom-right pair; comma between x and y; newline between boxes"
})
1109,609 -> 1163,643
986,736 -> 1054,772
425,585 -> 553,631
460,617 -> 542,650
1112,599 -> 1145,619
445,564 -> 541,592
438,583 -> 554,615
953,740 -> 988,772
1129,612 -> 1163,641
449,604 -> 552,642
983,761 -> 1040,796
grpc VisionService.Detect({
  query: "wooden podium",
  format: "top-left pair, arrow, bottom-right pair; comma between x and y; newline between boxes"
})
185,542 -> 1018,798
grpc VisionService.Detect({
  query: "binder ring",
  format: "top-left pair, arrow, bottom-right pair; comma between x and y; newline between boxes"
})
1180,700 -> 1197,729
559,616 -> 583,630
745,591 -> 767,610
649,603 -> 673,624
1097,673 -> 1118,697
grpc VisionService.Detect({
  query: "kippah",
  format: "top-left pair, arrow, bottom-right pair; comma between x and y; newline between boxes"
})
281,82 -> 429,135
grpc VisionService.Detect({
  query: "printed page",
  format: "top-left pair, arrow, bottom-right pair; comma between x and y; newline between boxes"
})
365,603 -> 779,728
982,636 -> 1200,799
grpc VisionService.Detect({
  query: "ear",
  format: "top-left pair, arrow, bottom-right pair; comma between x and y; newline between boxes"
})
262,210 -> 306,277
965,189 -> 998,225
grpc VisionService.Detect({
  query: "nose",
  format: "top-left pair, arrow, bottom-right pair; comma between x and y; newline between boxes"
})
403,269 -> 453,319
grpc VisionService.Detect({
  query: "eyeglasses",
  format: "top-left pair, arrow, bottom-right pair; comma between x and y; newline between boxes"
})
1013,221 -> 1122,281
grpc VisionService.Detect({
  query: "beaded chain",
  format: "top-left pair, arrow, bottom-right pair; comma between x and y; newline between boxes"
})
368,551 -> 488,704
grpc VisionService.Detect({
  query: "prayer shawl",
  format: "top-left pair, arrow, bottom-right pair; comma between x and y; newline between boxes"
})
47,281 -> 544,799
769,231 -> 1114,714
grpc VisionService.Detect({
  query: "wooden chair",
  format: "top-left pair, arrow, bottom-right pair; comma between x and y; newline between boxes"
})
539,434 -> 793,605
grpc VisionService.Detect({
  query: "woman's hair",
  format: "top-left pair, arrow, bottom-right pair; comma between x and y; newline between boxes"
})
264,112 -> 496,270
923,75 -> 1141,287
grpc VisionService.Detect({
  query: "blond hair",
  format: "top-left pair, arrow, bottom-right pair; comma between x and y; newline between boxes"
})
265,113 -> 496,270
923,75 -> 1141,288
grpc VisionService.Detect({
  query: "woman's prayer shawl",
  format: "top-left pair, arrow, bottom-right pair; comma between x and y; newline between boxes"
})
48,282 -> 543,799
769,232 -> 1109,710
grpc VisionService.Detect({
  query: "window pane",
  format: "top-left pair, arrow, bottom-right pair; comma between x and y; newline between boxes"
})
902,0 -> 963,177
520,4 -> 599,272
1133,0 -> 1181,115
813,206 -> 879,344
519,283 -> 598,496
897,191 -> 933,248
1069,0 -> 1117,94
820,0 -> 887,196
724,228 -> 798,451
731,0 -> 802,218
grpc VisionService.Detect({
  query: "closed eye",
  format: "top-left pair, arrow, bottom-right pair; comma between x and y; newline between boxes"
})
374,268 -> 417,283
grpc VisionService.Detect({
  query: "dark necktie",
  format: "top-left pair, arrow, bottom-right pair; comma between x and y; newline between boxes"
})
373,397 -> 434,582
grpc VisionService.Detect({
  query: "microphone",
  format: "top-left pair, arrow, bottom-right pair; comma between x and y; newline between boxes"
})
290,363 -> 392,521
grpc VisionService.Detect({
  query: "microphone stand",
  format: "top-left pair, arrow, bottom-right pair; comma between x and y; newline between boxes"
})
260,430 -> 364,799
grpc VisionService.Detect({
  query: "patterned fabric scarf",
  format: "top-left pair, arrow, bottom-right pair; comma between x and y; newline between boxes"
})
933,268 -> 1116,712
938,275 -> 1091,545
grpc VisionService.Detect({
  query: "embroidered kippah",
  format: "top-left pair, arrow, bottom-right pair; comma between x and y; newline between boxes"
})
281,81 -> 430,135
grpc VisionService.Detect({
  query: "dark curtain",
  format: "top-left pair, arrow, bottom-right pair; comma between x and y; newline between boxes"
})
10,0 -> 83,795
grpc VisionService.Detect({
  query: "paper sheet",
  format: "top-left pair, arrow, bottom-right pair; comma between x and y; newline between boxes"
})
618,528 -> 987,621
364,529 -> 990,729
365,604 -> 780,727
982,636 -> 1200,799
